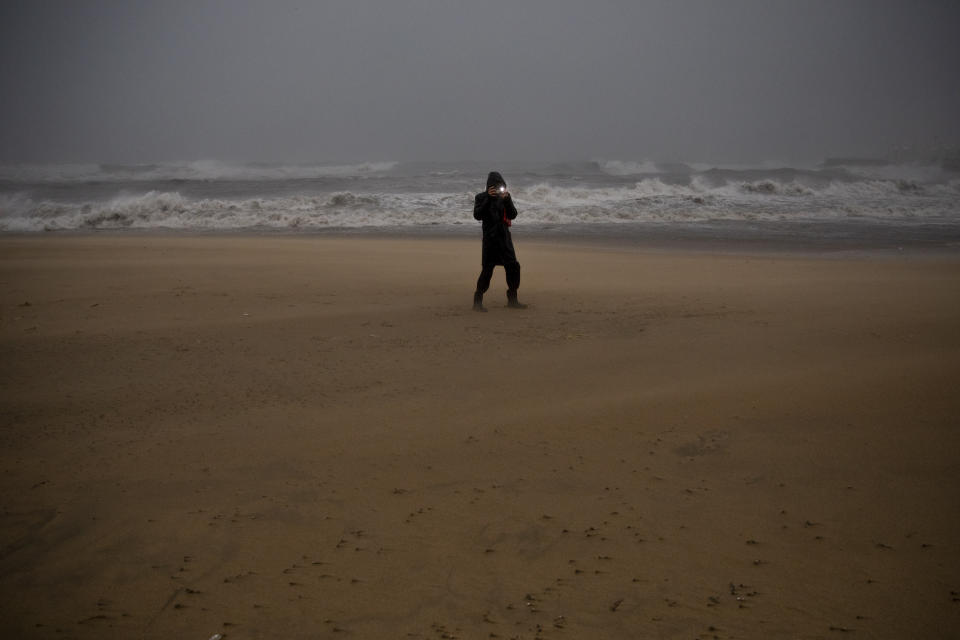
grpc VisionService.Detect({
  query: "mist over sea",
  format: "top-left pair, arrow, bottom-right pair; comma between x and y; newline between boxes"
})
2,158 -> 958,249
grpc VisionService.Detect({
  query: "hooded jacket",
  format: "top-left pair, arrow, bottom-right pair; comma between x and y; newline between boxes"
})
474,171 -> 518,266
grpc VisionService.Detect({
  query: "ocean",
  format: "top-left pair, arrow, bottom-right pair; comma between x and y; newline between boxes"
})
2,159 -> 959,249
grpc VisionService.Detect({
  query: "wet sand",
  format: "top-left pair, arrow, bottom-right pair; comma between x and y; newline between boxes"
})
1,235 -> 959,639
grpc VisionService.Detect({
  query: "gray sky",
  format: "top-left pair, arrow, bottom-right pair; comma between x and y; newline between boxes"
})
1,0 -> 958,164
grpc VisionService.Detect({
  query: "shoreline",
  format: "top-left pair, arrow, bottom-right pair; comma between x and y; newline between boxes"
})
4,218 -> 960,258
2,235 -> 959,638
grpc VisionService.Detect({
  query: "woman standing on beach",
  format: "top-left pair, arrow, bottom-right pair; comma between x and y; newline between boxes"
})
472,171 -> 527,311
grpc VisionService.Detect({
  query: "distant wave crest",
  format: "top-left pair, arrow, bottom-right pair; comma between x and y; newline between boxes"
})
595,159 -> 662,176
0,160 -> 399,183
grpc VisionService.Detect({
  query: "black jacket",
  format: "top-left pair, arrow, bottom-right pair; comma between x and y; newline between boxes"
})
474,171 -> 518,266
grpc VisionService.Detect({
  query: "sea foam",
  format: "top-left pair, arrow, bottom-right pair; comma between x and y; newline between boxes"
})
1,159 -> 957,233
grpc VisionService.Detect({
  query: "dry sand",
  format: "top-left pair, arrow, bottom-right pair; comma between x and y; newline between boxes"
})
1,235 -> 958,639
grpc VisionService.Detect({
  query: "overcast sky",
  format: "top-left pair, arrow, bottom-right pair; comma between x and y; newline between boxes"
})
1,0 -> 958,164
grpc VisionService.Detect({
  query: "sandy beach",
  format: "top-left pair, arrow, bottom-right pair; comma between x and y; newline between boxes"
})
1,234 -> 958,639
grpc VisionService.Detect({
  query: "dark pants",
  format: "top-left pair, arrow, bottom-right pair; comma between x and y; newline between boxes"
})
476,261 -> 520,294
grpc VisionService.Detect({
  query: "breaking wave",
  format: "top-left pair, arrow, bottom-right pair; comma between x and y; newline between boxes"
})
1,157 -> 957,233
0,190 -> 470,231
3,174 -> 958,232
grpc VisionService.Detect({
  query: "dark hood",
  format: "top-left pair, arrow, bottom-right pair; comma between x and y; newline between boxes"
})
486,171 -> 505,189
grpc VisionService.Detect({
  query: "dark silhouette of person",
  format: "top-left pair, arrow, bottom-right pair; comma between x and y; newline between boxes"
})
473,171 -> 527,311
